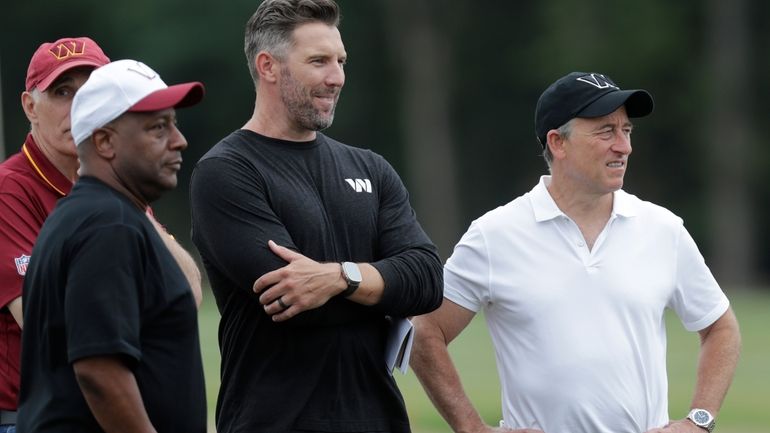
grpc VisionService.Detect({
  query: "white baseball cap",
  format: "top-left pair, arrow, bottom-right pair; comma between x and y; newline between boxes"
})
71,59 -> 205,145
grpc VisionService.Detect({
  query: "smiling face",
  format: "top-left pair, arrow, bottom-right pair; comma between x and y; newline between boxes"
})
277,21 -> 346,133
555,106 -> 634,197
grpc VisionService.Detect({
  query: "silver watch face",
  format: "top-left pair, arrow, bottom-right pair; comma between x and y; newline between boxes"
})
689,408 -> 715,431
693,410 -> 710,424
342,262 -> 362,284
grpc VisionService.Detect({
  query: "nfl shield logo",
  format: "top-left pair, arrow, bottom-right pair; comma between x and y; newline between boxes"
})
14,255 -> 30,276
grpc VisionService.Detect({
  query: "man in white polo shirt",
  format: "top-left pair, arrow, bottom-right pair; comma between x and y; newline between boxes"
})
410,71 -> 741,433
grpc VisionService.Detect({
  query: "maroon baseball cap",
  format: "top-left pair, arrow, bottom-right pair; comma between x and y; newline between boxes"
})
25,37 -> 110,92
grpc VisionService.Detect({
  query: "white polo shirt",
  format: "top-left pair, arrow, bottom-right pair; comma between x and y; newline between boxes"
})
444,176 -> 729,433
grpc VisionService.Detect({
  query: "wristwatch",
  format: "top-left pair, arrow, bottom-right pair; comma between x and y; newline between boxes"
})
687,408 -> 715,432
340,262 -> 362,297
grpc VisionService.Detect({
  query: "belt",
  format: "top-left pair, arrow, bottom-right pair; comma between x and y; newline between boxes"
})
0,410 -> 16,424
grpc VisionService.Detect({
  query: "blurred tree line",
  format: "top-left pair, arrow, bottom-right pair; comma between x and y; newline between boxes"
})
2,0 -> 768,288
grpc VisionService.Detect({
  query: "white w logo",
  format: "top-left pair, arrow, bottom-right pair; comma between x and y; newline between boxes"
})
345,178 -> 372,193
126,61 -> 157,80
576,73 -> 618,90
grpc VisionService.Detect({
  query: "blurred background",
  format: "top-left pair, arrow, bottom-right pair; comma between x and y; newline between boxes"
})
3,0 -> 769,288
2,1 -> 769,431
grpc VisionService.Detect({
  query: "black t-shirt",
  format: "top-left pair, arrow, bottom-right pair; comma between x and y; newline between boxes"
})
17,177 -> 206,433
190,130 -> 443,433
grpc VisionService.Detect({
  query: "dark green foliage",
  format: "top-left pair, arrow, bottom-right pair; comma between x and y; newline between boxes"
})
2,0 -> 767,284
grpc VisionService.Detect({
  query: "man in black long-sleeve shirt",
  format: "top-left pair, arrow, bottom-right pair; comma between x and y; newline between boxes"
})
189,1 -> 443,432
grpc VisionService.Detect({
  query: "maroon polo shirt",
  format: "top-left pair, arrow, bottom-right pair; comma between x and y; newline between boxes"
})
0,134 -> 72,411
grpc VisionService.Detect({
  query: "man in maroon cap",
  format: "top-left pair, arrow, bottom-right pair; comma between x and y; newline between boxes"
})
0,39 -> 200,432
0,36 -> 110,432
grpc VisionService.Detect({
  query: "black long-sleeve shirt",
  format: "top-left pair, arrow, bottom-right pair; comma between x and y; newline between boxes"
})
190,130 -> 442,433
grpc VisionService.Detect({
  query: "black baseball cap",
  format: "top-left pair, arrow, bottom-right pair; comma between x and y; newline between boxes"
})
535,71 -> 654,147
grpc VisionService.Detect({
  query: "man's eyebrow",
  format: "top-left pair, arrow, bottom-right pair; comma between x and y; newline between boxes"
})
594,120 -> 635,131
49,75 -> 75,88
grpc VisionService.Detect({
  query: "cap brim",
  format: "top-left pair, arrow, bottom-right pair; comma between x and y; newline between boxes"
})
35,59 -> 106,91
128,82 -> 205,112
578,89 -> 654,119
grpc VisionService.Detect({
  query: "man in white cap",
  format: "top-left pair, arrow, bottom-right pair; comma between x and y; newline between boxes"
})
17,59 -> 207,433
0,39 -> 202,432
411,71 -> 741,433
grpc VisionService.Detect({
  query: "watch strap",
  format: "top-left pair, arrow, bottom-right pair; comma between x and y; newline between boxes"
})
340,280 -> 358,297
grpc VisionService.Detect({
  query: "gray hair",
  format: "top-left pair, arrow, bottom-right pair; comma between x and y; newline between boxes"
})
244,0 -> 340,86
542,118 -> 575,169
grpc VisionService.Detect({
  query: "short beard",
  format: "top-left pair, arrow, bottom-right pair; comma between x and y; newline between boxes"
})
279,66 -> 338,131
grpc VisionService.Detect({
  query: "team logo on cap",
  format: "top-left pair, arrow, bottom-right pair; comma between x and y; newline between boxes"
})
127,61 -> 158,80
576,73 -> 619,90
48,40 -> 87,61
14,254 -> 30,276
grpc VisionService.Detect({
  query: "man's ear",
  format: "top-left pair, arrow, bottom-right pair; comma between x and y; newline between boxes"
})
547,129 -> 567,160
21,91 -> 38,124
256,51 -> 280,84
91,128 -> 117,159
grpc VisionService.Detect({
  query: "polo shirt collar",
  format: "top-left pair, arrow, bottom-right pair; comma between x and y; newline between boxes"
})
531,176 -> 563,222
22,134 -> 73,197
611,188 -> 637,218
531,175 -> 637,222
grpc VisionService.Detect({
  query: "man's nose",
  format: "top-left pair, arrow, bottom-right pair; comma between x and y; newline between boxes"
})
169,123 -> 188,150
325,62 -> 345,88
613,131 -> 632,155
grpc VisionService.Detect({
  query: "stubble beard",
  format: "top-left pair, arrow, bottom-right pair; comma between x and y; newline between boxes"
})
280,67 -> 338,132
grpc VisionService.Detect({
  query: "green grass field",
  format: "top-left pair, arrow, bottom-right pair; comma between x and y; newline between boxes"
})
198,289 -> 769,433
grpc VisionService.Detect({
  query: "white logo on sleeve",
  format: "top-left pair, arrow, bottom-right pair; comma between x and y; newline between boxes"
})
345,178 -> 372,193
14,255 -> 30,276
